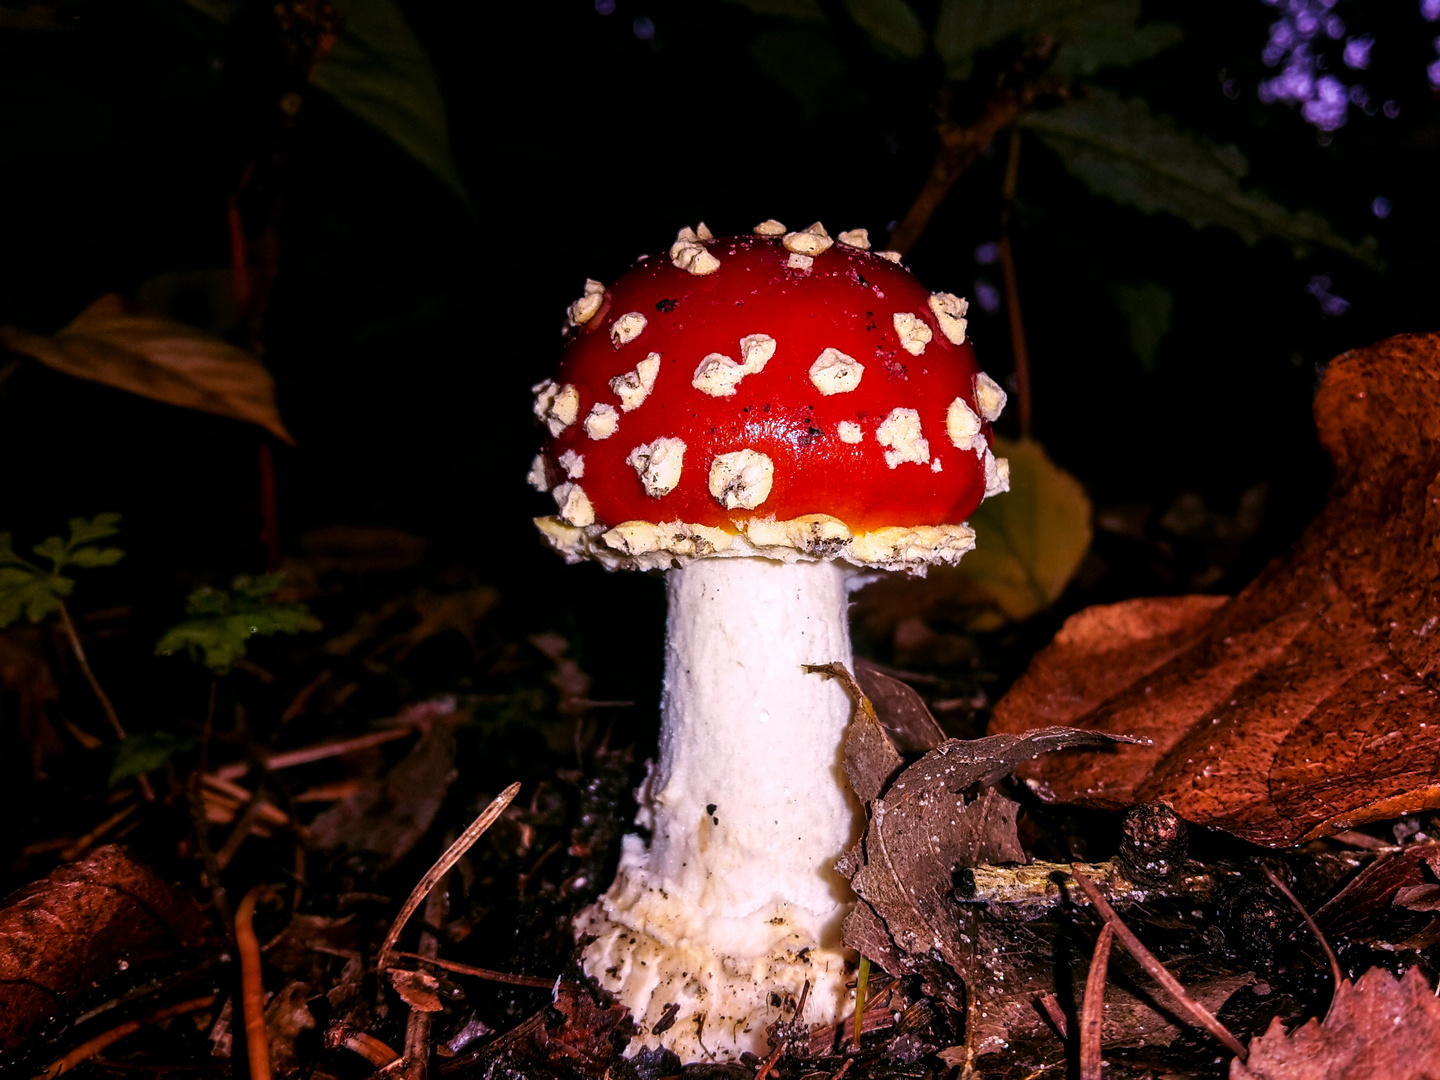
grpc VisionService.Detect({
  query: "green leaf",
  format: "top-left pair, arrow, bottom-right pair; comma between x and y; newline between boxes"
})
1048,4 -> 1182,79
68,545 -> 125,569
749,27 -> 853,120
110,731 -> 196,787
954,437 -> 1092,622
842,0 -> 927,59
0,533 -> 15,564
158,574 -> 321,673
1020,90 -> 1383,269
1112,281 -> 1174,371
0,566 -> 73,627
67,512 -> 122,546
936,0 -> 1180,79
311,0 -> 470,209
31,536 -> 68,566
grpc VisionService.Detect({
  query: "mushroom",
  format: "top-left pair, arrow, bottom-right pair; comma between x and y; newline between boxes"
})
530,222 -> 1009,1059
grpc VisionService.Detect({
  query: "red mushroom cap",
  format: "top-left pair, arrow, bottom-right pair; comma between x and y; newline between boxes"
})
531,222 -> 1009,570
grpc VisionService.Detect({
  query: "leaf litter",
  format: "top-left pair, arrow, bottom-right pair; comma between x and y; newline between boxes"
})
10,343 -> 1440,1079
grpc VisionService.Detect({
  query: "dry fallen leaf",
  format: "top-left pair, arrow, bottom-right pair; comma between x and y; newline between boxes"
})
0,845 -> 214,1049
991,332 -> 1440,846
855,437 -> 1092,635
1232,965 -> 1440,1080
264,979 -> 317,1076
389,968 -> 444,1012
829,661 -> 1139,1022
0,294 -> 293,443
308,716 -> 459,868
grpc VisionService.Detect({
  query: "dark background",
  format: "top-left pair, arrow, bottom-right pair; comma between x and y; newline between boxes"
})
1,0 -> 1437,735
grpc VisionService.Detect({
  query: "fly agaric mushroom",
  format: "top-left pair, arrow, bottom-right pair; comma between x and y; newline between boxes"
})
529,221 -> 1008,1059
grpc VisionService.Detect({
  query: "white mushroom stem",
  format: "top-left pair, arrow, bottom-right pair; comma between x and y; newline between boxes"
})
576,557 -> 861,1060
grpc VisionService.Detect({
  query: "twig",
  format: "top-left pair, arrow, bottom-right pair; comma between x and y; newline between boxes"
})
325,1024 -> 400,1068
1261,865 -> 1343,995
1079,924 -> 1113,1080
829,1061 -> 853,1080
376,782 -> 521,973
516,840 -> 562,896
389,952 -> 567,990
211,725 -> 420,781
886,47 -> 1058,257
1070,867 -> 1247,1062
997,126 -> 1032,439
55,600 -> 126,742
31,994 -> 217,1079
1037,991 -> 1068,1040
401,843 -> 450,1080
754,1041 -> 784,1079
215,778 -> 278,870
59,802 -> 139,861
55,599 -> 154,801
235,885 -> 272,1080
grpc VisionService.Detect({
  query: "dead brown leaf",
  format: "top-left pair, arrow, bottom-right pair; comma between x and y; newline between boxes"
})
991,332 -> 1440,846
855,659 -> 948,754
1232,965 -> 1440,1079
833,661 -> 1140,1017
264,980 -> 317,1076
0,844 -> 214,1049
0,624 -> 65,779
389,968 -> 444,1012
308,716 -> 458,868
0,294 -> 293,442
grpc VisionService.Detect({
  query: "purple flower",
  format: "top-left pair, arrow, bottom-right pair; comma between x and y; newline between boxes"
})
1384,99 -> 1401,117
595,0 -> 615,12
632,15 -> 654,39
1424,0 -> 1440,21
1429,58 -> 1440,87
974,281 -> 1002,313
1307,275 -> 1350,316
973,242 -> 1000,265
1343,34 -> 1373,69
1349,84 -> 1369,106
1302,75 -> 1349,129
1325,14 -> 1345,38
1372,196 -> 1392,219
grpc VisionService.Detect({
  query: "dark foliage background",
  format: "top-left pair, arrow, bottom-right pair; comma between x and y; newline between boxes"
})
0,0 -> 1436,841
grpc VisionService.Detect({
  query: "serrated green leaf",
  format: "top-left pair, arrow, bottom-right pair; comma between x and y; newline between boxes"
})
1020,90 -> 1382,269
311,0 -> 470,210
158,574 -> 321,673
67,512 -> 122,546
32,536 -> 68,566
843,0 -> 927,59
1049,7 -> 1182,79
749,27 -> 852,120
110,731 -> 196,787
68,545 -> 125,569
1113,281 -> 1174,371
936,0 -> 1178,79
0,567 -> 72,627
954,437 -> 1092,622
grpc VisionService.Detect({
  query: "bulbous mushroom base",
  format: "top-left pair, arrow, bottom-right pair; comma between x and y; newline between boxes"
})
576,858 -> 854,1061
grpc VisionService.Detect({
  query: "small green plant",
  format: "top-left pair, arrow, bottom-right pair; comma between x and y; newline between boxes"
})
0,513 -> 125,627
157,573 -> 321,674
0,514 -> 135,753
110,730 -> 196,787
